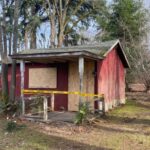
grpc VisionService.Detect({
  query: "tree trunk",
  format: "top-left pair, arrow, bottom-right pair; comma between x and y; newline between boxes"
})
58,31 -> 64,48
9,0 -> 19,102
58,23 -> 64,48
9,60 -> 17,102
50,16 -> 55,48
1,0 -> 9,97
30,29 -> 36,49
1,63 -> 9,97
9,33 -> 12,55
0,25 -> 9,98
64,35 -> 69,46
24,29 -> 28,49
30,5 -> 36,49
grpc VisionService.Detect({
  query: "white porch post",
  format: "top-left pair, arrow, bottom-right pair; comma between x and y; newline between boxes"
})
78,57 -> 84,107
43,96 -> 48,121
20,60 -> 25,115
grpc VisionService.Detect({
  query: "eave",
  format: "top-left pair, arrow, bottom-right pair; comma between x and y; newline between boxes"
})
10,50 -> 102,63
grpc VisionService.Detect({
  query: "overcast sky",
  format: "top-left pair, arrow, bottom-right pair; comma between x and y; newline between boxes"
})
144,0 -> 150,7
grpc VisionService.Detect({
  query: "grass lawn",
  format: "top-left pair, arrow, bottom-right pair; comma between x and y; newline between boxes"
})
0,99 -> 150,150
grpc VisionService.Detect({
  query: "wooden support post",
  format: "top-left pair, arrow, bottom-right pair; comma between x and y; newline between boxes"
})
43,96 -> 48,121
51,93 -> 55,111
79,57 -> 84,107
20,60 -> 25,115
102,95 -> 105,115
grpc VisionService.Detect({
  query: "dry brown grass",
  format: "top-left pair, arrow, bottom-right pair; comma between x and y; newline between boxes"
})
0,98 -> 150,150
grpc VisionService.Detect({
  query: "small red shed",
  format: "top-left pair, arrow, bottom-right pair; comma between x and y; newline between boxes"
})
9,39 -> 129,112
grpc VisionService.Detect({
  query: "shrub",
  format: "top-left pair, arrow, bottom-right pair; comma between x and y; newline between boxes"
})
0,91 -> 21,117
74,101 -> 90,125
5,120 -> 26,133
0,101 -> 21,117
6,121 -> 18,132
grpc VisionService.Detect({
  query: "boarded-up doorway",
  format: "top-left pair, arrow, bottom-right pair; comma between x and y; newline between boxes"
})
68,61 -> 95,111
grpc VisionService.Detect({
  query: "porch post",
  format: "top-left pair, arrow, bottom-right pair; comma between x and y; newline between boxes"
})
20,60 -> 25,115
78,57 -> 84,107
43,96 -> 48,121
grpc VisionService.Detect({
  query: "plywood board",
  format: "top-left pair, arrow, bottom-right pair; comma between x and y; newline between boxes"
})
68,62 -> 80,111
68,61 -> 95,111
29,68 -> 57,88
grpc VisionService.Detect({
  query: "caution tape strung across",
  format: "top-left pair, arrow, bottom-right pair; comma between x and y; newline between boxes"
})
22,89 -> 104,98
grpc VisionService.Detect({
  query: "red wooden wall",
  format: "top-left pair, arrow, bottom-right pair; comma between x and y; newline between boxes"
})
7,63 -> 68,111
97,47 -> 125,111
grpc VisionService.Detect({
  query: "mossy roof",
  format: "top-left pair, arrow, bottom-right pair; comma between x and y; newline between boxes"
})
18,40 -> 118,57
11,39 -> 130,68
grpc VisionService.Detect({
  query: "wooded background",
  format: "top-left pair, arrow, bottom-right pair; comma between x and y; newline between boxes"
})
0,0 -> 150,102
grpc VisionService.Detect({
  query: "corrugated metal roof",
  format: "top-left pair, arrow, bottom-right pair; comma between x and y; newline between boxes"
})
18,40 -> 118,57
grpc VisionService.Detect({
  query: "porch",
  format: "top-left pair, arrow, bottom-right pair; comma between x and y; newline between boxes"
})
24,111 -> 76,123
11,47 -> 105,120
22,92 -> 105,122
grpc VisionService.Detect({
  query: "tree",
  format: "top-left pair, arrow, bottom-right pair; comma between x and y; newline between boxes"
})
97,0 -> 148,42
96,0 -> 149,85
9,0 -> 20,102
0,0 -> 9,97
20,0 -> 45,49
44,0 -> 97,48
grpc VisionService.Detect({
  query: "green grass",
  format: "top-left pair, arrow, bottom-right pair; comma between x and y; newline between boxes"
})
110,100 -> 148,116
107,100 -> 150,123
0,120 -> 56,150
0,99 -> 150,150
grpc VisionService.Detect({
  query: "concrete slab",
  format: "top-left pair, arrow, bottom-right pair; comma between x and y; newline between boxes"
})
24,111 -> 76,123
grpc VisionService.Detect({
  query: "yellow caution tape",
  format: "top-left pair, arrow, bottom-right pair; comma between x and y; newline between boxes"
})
22,89 -> 104,98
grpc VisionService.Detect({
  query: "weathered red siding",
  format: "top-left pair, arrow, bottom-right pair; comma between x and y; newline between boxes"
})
0,46 -> 126,112
97,47 -> 125,111
7,63 -> 68,111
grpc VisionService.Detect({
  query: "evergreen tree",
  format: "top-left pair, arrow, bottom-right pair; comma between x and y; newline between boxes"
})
96,0 -> 149,83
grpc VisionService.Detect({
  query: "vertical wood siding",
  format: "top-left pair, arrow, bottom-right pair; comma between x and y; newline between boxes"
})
97,48 -> 125,111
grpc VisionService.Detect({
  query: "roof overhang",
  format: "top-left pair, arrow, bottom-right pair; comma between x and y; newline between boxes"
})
10,40 -> 130,68
10,50 -> 102,63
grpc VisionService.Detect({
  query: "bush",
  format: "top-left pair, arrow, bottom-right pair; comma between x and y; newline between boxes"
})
0,91 -> 21,117
5,120 -> 26,133
6,121 -> 18,132
74,101 -> 90,125
0,92 -> 9,104
0,101 -> 21,117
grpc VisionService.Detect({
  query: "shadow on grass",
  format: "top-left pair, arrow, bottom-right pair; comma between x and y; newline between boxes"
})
105,115 -> 150,125
135,102 -> 150,110
93,114 -> 150,136
38,134 -> 112,150
93,123 -> 149,135
18,128 -> 112,150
